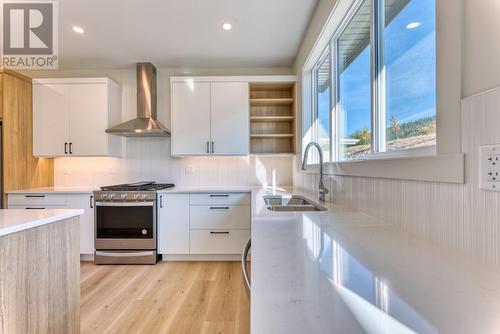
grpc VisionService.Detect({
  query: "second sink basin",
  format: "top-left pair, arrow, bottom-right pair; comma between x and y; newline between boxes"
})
264,195 -> 327,212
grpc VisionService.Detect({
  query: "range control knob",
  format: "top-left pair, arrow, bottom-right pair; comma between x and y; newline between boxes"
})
109,193 -> 115,199
142,193 -> 148,199
102,193 -> 108,199
141,229 -> 148,235
134,193 -> 141,199
121,194 -> 127,199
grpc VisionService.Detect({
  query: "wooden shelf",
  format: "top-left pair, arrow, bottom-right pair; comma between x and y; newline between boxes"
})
250,116 -> 294,122
250,134 -> 294,139
249,81 -> 296,154
250,98 -> 294,106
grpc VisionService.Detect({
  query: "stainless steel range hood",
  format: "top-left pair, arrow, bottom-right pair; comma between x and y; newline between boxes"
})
106,62 -> 170,137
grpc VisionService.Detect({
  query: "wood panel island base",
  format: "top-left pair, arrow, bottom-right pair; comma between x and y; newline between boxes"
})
0,209 -> 83,334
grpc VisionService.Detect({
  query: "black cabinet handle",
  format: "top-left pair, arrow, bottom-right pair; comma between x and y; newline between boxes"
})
210,194 -> 229,197
211,141 -> 214,154
159,195 -> 163,208
69,142 -> 73,154
25,207 -> 46,210
206,141 -> 210,154
90,195 -> 94,208
210,231 -> 230,235
25,195 -> 45,198
64,142 -> 68,154
209,206 -> 229,210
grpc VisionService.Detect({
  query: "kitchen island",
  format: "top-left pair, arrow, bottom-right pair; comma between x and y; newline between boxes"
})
0,209 -> 83,334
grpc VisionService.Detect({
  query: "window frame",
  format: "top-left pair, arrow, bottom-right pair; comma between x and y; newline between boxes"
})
312,46 -> 333,162
310,0 -> 437,163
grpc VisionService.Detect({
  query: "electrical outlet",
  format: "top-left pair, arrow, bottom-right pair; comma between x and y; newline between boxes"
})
63,166 -> 70,175
108,167 -> 114,175
185,165 -> 194,175
480,145 -> 500,191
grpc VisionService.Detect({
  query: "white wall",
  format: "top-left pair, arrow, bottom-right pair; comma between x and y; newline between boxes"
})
23,67 -> 294,187
463,0 -> 500,96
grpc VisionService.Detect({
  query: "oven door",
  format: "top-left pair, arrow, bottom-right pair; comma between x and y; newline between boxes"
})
95,201 -> 156,250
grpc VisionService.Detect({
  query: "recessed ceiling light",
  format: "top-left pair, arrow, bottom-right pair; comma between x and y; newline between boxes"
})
222,22 -> 232,31
406,22 -> 421,29
72,26 -> 84,34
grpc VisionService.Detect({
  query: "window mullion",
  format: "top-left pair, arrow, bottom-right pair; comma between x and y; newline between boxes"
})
330,38 -> 337,162
371,0 -> 386,153
377,0 -> 386,152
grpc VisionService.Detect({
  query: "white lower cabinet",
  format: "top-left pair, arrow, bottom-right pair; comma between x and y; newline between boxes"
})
189,229 -> 250,254
157,192 -> 251,257
157,194 -> 190,255
66,194 -> 95,255
190,205 -> 250,230
8,192 -> 95,255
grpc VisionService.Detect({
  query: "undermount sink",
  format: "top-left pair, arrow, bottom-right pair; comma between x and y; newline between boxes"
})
264,195 -> 327,212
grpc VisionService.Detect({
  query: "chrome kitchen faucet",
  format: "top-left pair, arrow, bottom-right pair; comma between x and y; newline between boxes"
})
301,142 -> 329,202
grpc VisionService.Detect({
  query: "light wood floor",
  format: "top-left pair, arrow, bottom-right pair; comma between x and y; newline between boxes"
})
80,261 -> 250,334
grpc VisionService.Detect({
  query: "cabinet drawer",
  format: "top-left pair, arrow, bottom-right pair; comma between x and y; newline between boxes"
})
8,205 -> 65,210
190,205 -> 250,230
8,194 -> 67,206
189,193 -> 250,205
190,229 -> 250,254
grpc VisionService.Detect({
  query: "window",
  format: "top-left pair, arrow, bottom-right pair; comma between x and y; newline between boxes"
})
337,0 -> 372,160
314,48 -> 332,161
383,0 -> 436,151
308,0 -> 436,161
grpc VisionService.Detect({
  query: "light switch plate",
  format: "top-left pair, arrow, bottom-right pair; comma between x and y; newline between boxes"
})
479,145 -> 500,191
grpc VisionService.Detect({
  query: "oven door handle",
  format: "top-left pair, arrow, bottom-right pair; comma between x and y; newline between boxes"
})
95,201 -> 155,207
95,251 -> 154,257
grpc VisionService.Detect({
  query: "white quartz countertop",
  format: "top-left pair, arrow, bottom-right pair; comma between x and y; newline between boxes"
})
7,185 -> 500,333
157,186 -> 254,194
250,187 -> 500,334
7,187 -> 97,194
0,209 -> 84,237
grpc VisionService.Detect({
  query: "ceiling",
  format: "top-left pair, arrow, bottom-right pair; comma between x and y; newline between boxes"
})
56,0 -> 318,69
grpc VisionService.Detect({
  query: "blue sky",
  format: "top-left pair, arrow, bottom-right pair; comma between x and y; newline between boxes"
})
320,0 -> 436,137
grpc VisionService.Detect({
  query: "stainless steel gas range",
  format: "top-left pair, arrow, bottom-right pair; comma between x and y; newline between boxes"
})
93,181 -> 174,264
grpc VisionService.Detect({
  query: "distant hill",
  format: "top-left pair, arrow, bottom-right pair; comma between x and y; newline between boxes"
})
346,116 -> 436,159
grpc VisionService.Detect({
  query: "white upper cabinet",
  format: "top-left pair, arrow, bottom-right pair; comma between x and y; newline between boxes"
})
171,82 -> 211,156
33,84 -> 70,156
33,78 -> 122,157
170,78 -> 249,156
210,82 -> 249,155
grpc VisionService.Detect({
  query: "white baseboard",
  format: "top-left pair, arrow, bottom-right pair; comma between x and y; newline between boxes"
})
162,254 -> 250,261
80,254 -> 94,261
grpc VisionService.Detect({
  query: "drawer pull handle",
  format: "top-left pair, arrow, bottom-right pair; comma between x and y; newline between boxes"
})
25,195 -> 45,198
210,194 -> 229,197
210,231 -> 230,235
26,207 -> 46,210
209,206 -> 229,210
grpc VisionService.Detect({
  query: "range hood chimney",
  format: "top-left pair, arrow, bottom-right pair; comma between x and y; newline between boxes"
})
106,62 -> 170,137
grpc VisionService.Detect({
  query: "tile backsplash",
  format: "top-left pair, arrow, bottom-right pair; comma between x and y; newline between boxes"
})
54,137 -> 293,188
294,87 -> 500,266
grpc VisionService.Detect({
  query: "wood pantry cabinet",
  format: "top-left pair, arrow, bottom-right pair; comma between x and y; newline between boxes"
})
32,77 -> 122,157
0,69 -> 54,207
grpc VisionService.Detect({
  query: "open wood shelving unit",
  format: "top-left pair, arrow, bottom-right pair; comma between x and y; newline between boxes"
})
249,83 -> 296,154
